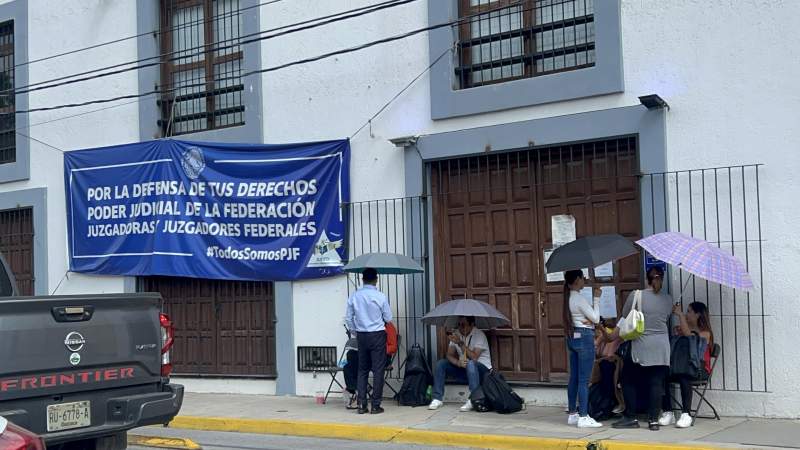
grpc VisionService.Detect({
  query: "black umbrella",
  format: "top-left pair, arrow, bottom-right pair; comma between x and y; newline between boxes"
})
545,234 -> 638,273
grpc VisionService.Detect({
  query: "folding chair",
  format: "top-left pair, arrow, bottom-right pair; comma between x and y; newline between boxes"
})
669,343 -> 722,421
323,337 -> 358,404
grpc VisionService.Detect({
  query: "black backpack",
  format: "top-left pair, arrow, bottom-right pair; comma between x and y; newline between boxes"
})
670,334 -> 707,379
481,370 -> 524,414
469,385 -> 491,412
396,344 -> 432,407
588,359 -> 617,420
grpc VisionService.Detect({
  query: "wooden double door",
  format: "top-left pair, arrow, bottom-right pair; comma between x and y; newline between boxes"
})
431,137 -> 642,383
139,276 -> 277,377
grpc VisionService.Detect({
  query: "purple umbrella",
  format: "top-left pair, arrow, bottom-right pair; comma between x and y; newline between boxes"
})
636,232 -> 754,291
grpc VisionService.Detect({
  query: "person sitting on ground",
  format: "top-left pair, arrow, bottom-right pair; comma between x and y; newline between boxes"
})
593,318 -> 625,416
428,316 -> 491,412
659,301 -> 714,429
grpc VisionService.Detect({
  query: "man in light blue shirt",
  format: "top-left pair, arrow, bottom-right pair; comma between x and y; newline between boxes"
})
345,268 -> 392,414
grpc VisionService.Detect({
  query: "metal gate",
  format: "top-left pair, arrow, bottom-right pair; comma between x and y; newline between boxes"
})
344,149 -> 766,392
0,207 -> 34,295
138,277 -> 277,377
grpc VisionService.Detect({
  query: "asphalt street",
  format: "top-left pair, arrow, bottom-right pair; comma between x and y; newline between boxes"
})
128,427 -> 471,450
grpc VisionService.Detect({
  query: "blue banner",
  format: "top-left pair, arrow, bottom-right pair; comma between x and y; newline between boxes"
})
64,139 -> 350,281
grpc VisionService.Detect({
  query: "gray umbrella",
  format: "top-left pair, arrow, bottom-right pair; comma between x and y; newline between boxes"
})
421,299 -> 510,329
343,252 -> 424,275
545,234 -> 639,273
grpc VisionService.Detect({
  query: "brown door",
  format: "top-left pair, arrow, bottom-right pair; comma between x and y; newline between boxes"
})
0,207 -> 34,295
431,154 -> 543,381
431,137 -> 642,383
535,138 -> 642,383
139,277 -> 277,377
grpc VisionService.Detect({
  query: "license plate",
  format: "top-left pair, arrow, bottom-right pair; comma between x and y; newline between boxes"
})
46,401 -> 90,432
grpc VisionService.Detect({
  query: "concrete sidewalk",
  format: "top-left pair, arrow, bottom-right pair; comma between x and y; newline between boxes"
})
163,393 -> 800,449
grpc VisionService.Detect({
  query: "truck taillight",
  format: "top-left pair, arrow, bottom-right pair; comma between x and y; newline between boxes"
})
160,313 -> 174,377
0,420 -> 45,450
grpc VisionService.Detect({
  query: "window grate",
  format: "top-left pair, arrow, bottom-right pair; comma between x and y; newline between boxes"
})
297,346 -> 339,372
159,0 -> 245,136
0,207 -> 33,296
456,0 -> 595,89
0,20 -> 15,164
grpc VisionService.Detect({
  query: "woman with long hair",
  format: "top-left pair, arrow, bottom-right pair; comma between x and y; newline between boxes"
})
659,301 -> 714,428
563,269 -> 603,428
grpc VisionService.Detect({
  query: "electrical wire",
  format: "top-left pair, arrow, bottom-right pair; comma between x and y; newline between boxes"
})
13,0 -> 284,71
0,0 -> 420,97
10,1 -> 524,114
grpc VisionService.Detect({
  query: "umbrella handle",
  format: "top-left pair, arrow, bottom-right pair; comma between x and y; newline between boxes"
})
676,274 -> 695,304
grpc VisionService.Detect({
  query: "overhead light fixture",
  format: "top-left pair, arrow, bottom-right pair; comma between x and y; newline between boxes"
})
639,94 -> 670,110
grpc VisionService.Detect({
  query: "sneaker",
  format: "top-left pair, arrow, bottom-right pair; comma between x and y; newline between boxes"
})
578,416 -> 603,428
567,413 -> 579,426
459,400 -> 473,412
676,413 -> 693,428
658,411 -> 676,426
370,406 -> 384,415
428,399 -> 444,410
648,421 -> 660,431
612,417 -> 640,429
346,395 -> 359,410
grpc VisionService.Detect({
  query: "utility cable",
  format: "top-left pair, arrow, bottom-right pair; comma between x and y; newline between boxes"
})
9,1 -> 524,114
13,0 -> 284,71
0,0 -> 419,97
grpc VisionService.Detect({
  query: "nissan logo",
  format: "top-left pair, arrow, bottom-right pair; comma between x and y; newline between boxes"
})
64,332 -> 86,352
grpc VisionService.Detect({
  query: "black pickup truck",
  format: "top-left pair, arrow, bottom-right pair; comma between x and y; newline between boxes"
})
0,255 -> 184,449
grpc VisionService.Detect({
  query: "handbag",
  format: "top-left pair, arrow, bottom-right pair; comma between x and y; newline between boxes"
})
618,290 -> 645,341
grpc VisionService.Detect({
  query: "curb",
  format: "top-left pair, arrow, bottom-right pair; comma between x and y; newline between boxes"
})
169,416 -> 586,449
128,434 -> 202,450
168,415 -> 717,450
593,442 -> 723,450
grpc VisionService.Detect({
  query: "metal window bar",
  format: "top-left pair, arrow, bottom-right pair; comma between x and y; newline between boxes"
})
342,196 -> 431,379
0,20 -> 15,165
457,0 -> 595,89
158,0 -> 244,136
342,139 -> 765,392
297,346 -> 338,372
0,207 -> 33,296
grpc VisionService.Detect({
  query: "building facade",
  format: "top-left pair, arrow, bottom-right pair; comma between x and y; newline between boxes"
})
0,0 -> 797,417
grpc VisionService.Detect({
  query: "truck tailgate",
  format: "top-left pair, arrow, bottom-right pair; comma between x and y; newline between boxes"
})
0,293 -> 163,401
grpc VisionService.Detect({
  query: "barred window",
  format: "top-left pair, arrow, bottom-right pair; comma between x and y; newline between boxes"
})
0,21 -> 15,165
159,0 -> 244,136
456,0 -> 595,89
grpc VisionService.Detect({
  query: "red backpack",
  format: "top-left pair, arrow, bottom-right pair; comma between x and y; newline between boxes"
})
385,322 -> 398,355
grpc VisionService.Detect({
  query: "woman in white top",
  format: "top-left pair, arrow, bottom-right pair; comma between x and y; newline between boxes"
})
562,269 -> 603,428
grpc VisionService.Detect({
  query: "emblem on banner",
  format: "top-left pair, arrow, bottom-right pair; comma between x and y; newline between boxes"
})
181,146 -> 206,180
307,230 -> 343,267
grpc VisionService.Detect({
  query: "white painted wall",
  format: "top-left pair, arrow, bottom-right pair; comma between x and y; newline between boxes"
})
260,0 -> 800,417
1,0 -> 795,417
0,0 -> 141,295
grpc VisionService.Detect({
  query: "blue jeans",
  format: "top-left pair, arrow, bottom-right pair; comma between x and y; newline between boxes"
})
432,359 -> 489,401
567,327 -> 596,416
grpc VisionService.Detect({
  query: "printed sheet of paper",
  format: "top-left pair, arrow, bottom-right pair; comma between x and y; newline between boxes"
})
544,250 -> 564,282
595,261 -> 614,278
551,214 -> 576,246
599,286 -> 617,318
